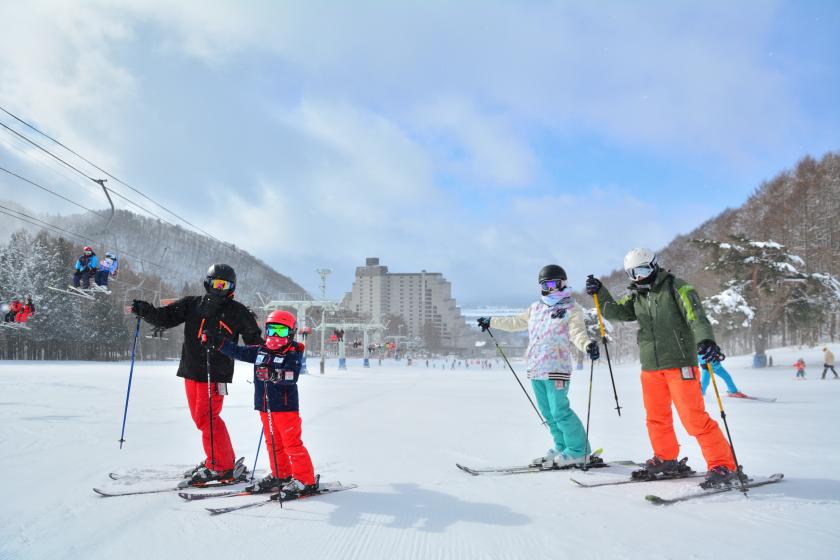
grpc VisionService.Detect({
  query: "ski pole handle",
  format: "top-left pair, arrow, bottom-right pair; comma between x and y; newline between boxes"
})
591,289 -> 607,339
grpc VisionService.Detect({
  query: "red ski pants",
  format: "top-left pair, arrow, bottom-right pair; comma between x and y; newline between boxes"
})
260,411 -> 315,485
641,368 -> 736,470
184,379 -> 236,471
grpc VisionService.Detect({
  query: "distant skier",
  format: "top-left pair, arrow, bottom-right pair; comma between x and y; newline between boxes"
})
587,248 -> 743,487
4,299 -> 20,322
698,355 -> 745,398
72,246 -> 98,289
203,309 -> 318,497
130,264 -> 263,485
478,264 -> 600,468
794,358 -> 806,379
95,252 -> 119,288
16,296 -> 34,323
821,348 -> 838,379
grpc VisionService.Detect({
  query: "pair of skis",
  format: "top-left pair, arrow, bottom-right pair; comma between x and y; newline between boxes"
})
94,467 -> 356,515
456,455 -> 784,505
94,458 -> 252,497
727,393 -> 777,403
455,449 -> 640,476
179,481 -> 358,515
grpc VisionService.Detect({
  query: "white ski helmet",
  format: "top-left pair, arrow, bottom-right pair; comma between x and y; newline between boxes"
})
624,247 -> 658,281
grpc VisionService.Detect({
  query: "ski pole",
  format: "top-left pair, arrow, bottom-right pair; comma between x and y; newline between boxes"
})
705,360 -> 748,496
118,316 -> 142,449
589,276 -> 622,416
263,380 -> 283,509
206,345 -> 215,471
484,328 -> 546,428
251,429 -> 264,482
582,353 -> 596,469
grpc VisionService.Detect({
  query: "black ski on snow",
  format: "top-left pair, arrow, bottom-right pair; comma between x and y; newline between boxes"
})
109,471 -> 182,481
645,473 -> 784,505
93,479 -> 247,498
96,458 -> 249,497
570,472 -> 705,488
205,482 -> 357,516
179,487 -> 258,501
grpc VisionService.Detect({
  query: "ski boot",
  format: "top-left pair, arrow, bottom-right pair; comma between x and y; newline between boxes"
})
245,474 -> 292,494
700,465 -> 749,489
727,392 -> 748,398
552,453 -> 585,469
183,460 -> 207,479
632,456 -> 693,481
277,474 -> 320,499
531,448 -> 561,469
178,458 -> 248,488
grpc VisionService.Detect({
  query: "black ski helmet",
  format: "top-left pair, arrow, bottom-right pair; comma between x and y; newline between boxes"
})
538,264 -> 567,285
204,264 -> 236,297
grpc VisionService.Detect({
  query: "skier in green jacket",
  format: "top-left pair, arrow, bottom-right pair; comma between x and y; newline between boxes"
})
586,248 -> 744,487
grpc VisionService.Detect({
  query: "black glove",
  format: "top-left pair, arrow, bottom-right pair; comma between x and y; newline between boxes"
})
586,341 -> 600,361
200,330 -> 226,350
477,317 -> 491,332
697,339 -> 724,362
585,275 -> 603,296
131,299 -> 153,318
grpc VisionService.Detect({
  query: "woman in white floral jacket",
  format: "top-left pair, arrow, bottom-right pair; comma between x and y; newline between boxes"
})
478,265 -> 599,467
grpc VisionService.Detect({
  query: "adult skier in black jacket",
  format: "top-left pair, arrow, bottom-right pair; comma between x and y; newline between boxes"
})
131,264 -> 263,485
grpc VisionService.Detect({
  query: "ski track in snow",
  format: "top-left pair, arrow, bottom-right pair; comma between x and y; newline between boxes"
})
1,350 -> 839,559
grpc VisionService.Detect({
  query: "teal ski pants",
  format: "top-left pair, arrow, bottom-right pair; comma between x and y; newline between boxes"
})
530,379 -> 590,458
700,362 -> 738,395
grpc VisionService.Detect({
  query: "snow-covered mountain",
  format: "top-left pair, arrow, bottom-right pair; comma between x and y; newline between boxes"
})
47,208 -> 309,303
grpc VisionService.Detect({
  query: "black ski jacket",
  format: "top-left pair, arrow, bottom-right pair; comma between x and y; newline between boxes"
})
141,295 -> 263,383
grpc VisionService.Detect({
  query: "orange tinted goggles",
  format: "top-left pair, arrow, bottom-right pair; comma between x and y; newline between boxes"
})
209,279 -> 233,291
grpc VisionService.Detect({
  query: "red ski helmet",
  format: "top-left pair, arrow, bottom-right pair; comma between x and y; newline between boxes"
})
264,310 -> 296,351
83,246 -> 93,255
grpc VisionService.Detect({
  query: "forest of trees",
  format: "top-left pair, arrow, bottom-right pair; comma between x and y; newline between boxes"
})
589,152 -> 840,363
0,230 -> 185,360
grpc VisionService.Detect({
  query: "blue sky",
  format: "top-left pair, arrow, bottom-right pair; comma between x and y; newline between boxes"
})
1,1 -> 839,306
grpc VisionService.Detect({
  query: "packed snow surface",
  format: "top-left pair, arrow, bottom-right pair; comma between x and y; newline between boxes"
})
2,347 -> 839,559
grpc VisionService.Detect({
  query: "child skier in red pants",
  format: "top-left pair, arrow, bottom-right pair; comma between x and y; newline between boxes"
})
203,310 -> 317,497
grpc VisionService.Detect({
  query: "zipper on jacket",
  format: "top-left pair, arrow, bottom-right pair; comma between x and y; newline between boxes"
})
646,295 -> 660,368
672,329 -> 689,362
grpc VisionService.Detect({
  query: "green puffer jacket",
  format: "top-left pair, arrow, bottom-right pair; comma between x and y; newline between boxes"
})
594,271 -> 716,371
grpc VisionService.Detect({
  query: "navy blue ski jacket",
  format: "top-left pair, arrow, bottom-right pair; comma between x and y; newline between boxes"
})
218,341 -> 304,412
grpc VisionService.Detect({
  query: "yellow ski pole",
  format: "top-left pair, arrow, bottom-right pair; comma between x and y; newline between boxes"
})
705,359 -> 748,495
589,276 -> 622,416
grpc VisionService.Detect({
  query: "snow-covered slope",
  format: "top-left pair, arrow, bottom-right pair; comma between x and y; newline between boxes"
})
1,346 -> 838,559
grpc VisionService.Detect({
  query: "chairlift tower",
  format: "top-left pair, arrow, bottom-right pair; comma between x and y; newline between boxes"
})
316,268 -> 333,374
316,321 -> 387,369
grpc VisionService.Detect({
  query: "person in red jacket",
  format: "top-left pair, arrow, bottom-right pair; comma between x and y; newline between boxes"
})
203,309 -> 317,497
131,264 -> 263,486
16,296 -> 34,323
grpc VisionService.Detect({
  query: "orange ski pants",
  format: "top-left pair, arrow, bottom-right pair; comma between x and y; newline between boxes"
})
640,368 -> 735,470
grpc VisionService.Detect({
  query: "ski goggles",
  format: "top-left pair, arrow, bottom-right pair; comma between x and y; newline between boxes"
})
539,279 -> 565,292
209,278 -> 233,291
266,324 -> 291,337
626,264 -> 655,281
